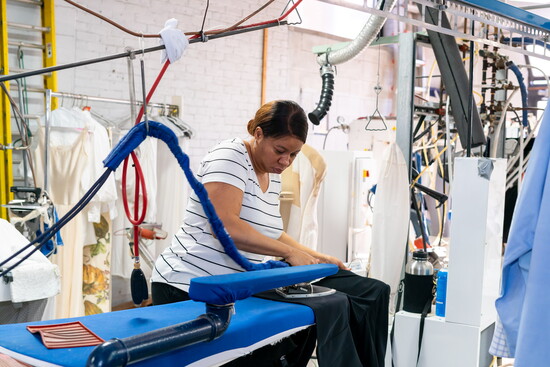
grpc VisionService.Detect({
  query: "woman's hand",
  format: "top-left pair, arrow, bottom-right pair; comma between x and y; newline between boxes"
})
316,253 -> 350,270
284,248 -> 319,267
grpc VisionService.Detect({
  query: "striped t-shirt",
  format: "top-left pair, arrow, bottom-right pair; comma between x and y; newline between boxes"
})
151,137 -> 284,292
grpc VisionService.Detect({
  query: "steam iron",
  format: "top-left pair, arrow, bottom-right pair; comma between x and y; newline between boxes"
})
276,282 -> 336,298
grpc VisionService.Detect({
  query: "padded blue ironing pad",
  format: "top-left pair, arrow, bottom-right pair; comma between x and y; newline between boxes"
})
0,298 -> 314,367
189,263 -> 338,304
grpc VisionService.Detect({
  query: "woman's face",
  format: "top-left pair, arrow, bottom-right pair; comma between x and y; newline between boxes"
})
254,128 -> 303,174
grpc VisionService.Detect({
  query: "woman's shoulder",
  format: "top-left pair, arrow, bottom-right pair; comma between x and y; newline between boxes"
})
208,137 -> 247,155
201,137 -> 251,172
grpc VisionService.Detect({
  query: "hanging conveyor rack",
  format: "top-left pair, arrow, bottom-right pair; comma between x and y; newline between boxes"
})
319,0 -> 550,61
2,0 -> 549,85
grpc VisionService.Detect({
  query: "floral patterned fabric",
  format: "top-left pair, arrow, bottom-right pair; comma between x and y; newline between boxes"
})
83,215 -> 111,315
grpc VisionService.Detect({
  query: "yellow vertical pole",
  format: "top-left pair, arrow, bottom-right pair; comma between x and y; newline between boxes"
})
42,0 -> 57,109
0,0 -> 13,219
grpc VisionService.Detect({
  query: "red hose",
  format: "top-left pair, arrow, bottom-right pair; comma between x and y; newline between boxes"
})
121,60 -> 171,257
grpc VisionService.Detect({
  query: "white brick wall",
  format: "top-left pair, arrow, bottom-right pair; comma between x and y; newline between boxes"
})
52,0 -> 395,168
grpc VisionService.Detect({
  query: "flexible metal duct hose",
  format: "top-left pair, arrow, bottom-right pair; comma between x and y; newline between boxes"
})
315,0 -> 397,66
309,0 -> 397,124
308,64 -> 335,125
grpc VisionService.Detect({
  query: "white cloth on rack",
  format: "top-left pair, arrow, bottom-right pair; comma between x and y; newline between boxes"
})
81,110 -> 118,223
154,119 -> 191,258
33,107 -> 117,317
281,144 -> 326,250
41,107 -> 118,224
0,219 -> 60,303
159,18 -> 189,64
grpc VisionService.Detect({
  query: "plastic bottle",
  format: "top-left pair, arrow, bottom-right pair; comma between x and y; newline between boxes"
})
403,250 -> 434,313
435,268 -> 448,317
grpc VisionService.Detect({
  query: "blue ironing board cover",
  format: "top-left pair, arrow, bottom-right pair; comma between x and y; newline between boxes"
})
0,297 -> 314,367
0,264 -> 338,366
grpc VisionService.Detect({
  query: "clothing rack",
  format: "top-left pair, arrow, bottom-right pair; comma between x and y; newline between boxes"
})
50,91 -> 180,116
42,89 -> 182,191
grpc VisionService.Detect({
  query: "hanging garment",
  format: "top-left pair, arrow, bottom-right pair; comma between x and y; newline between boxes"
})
369,143 -> 410,314
83,214 -> 112,315
280,144 -> 326,250
32,107 -> 117,317
32,125 -> 92,318
81,109 -> 118,223
493,104 -> 550,365
154,116 -> 191,259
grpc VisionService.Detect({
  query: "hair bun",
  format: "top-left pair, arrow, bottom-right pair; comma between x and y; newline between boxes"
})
247,119 -> 255,135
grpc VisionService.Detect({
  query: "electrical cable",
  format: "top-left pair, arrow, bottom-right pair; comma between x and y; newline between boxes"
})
411,188 -> 429,252
506,61 -> 529,127
413,118 -> 439,143
63,0 -> 160,38
490,88 -> 519,158
200,0 -> 210,36
0,169 -> 113,278
412,115 -> 427,139
411,135 -> 458,187
64,0 -> 279,38
518,64 -> 550,98
322,126 -> 339,149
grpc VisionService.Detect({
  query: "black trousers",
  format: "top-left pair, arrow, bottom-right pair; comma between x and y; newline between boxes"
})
313,270 -> 390,367
151,270 -> 390,367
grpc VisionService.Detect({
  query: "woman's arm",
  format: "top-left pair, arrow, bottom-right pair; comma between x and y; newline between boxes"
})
278,232 -> 349,270
204,181 -> 318,266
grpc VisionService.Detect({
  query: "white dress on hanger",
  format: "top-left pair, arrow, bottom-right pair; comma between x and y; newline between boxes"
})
280,144 -> 326,250
32,107 -> 117,317
33,124 -> 92,318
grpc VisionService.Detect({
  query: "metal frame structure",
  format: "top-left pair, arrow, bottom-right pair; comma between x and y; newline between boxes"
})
316,0 -> 550,61
0,0 -> 57,219
0,1 -> 12,219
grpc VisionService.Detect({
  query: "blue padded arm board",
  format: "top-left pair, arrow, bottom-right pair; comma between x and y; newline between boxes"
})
0,297 -> 314,367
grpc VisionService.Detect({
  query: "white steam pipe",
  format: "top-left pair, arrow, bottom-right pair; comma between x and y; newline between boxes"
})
316,0 -> 398,66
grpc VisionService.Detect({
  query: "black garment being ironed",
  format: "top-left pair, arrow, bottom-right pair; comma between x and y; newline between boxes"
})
152,270 -> 390,367
257,270 -> 390,367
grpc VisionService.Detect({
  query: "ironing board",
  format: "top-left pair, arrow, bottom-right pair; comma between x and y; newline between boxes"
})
0,264 -> 338,366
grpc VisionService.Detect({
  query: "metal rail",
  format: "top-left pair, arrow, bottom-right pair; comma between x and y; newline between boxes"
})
0,21 -> 285,83
318,0 -> 550,61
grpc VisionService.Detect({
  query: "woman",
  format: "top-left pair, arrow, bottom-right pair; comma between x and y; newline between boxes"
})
151,100 -> 389,366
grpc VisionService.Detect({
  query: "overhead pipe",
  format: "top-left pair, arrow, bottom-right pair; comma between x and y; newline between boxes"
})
315,0 -> 397,67
309,0 -> 397,125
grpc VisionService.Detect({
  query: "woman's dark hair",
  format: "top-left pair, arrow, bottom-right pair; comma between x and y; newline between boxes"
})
247,100 -> 308,143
